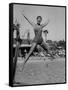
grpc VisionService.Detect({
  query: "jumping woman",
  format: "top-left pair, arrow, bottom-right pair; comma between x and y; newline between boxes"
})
21,11 -> 55,70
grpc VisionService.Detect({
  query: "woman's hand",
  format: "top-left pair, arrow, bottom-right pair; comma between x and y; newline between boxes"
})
42,19 -> 50,28
21,10 -> 25,16
21,10 -> 35,27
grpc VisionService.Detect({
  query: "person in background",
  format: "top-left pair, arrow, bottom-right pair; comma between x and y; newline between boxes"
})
43,29 -> 48,43
22,29 -> 30,44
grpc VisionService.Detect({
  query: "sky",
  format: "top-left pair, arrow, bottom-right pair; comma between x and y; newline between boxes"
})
13,4 -> 65,41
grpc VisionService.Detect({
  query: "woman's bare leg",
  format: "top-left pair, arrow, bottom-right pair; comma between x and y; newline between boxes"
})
22,43 -> 37,70
41,42 -> 55,59
37,45 -> 45,55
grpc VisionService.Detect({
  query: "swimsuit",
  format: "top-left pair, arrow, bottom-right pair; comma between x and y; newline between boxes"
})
33,24 -> 43,44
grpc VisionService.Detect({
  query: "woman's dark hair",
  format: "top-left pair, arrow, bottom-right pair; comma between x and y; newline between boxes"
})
36,16 -> 42,20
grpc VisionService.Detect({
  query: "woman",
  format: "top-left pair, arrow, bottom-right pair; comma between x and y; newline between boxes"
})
22,12 -> 55,70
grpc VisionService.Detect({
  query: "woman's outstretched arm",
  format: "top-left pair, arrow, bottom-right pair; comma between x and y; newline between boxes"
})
22,11 -> 35,26
42,19 -> 50,28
